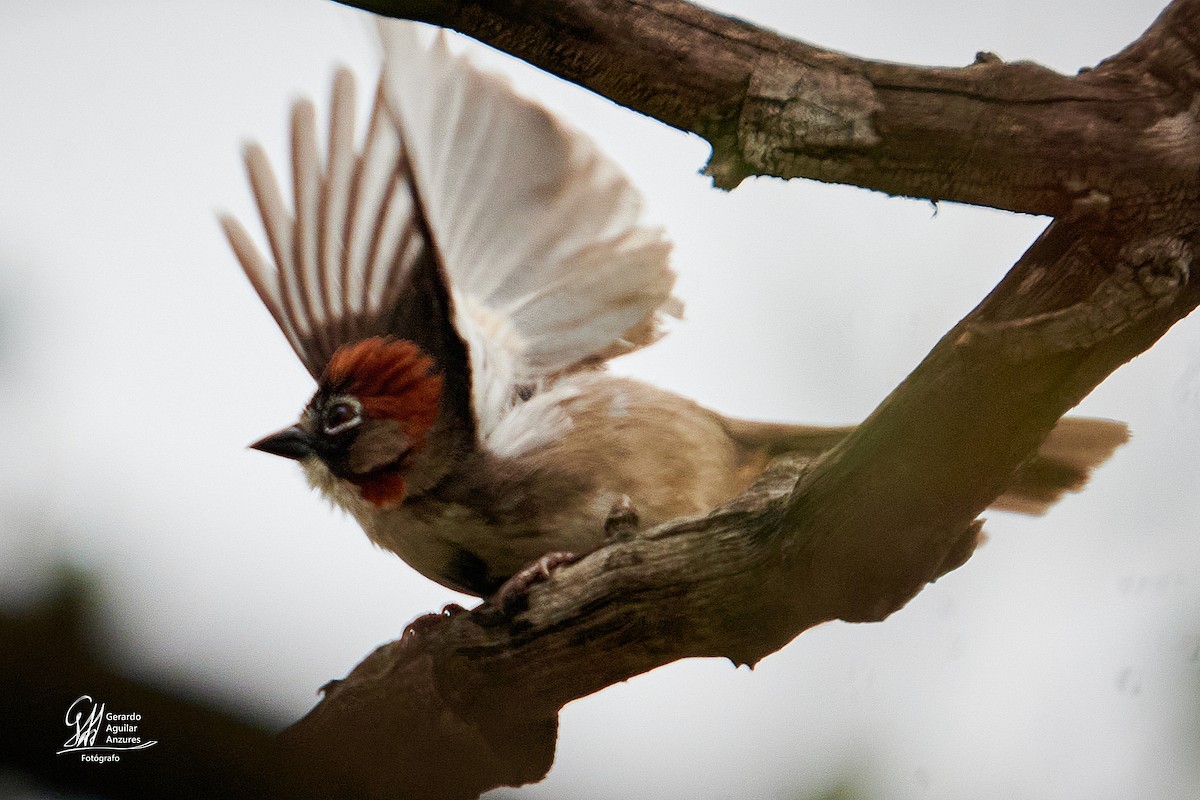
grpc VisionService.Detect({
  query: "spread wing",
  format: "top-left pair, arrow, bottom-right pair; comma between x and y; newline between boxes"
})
222,20 -> 679,448
220,69 -> 460,381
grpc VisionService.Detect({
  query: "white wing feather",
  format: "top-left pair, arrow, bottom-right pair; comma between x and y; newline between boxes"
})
225,21 -> 680,452
376,20 -> 680,444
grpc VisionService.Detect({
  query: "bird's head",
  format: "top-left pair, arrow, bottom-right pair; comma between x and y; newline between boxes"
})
251,337 -> 443,510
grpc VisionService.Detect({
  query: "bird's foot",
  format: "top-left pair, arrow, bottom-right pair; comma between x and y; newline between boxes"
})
604,494 -> 639,541
481,551 -> 579,621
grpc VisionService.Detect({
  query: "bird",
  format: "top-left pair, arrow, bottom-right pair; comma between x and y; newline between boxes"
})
220,20 -> 1128,599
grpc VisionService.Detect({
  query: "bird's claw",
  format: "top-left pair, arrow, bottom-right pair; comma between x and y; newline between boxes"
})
481,551 -> 579,621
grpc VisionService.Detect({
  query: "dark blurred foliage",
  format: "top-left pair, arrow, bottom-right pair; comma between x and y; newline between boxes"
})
0,567 -> 288,799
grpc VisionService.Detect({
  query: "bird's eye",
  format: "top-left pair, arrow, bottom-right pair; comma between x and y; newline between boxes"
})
322,399 -> 362,435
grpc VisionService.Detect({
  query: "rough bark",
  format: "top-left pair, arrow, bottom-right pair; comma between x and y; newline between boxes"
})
279,1 -> 1200,797
340,0 -> 1199,212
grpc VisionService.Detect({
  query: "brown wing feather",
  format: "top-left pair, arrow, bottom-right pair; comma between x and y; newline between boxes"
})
222,67 -> 475,448
223,71 -> 453,368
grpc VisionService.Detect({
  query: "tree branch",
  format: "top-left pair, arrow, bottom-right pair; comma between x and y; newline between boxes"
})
339,0 -> 1199,213
281,1 -> 1200,797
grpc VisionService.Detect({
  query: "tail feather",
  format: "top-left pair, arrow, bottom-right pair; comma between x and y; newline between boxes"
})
721,418 -> 856,458
725,415 -> 1128,516
994,417 -> 1129,515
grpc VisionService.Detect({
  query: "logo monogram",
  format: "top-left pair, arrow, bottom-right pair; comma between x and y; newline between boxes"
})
57,695 -> 157,762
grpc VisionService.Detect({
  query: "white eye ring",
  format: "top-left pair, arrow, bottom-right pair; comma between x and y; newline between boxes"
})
322,396 -> 363,436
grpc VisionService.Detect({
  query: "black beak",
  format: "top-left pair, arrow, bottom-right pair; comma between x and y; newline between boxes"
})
250,426 -> 315,461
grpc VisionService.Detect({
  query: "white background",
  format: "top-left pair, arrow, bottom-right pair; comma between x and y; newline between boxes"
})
1,1 -> 1198,798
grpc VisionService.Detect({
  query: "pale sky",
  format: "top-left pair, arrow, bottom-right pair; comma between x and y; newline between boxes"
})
1,1 -> 1197,798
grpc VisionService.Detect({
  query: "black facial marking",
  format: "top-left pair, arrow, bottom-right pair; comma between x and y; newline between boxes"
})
301,391 -> 362,476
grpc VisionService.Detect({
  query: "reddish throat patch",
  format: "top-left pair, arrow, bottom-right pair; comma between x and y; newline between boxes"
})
324,337 -> 444,507
357,473 -> 408,509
